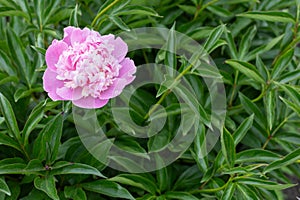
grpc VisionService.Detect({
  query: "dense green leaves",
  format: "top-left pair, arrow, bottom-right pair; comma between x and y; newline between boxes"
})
225,60 -> 265,84
0,0 -> 299,199
264,148 -> 300,173
82,180 -> 134,200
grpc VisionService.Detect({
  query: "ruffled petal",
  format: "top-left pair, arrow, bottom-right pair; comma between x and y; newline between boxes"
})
56,87 -> 83,100
73,96 -> 109,109
63,26 -> 78,45
111,37 -> 128,62
42,68 -> 65,100
70,28 -> 90,46
45,40 -> 68,70
119,58 -> 136,77
99,78 -> 127,100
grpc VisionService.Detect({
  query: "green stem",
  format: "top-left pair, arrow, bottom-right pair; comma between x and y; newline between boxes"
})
262,113 -> 292,149
190,176 -> 233,194
228,86 -> 266,111
143,62 -> 194,120
194,0 -> 219,20
91,0 -> 121,28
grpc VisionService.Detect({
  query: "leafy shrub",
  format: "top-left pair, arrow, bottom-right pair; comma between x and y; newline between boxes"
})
0,0 -> 299,199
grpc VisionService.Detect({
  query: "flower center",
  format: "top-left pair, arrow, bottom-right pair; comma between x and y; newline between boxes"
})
55,39 -> 121,98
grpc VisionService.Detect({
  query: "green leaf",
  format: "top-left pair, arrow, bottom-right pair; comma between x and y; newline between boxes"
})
109,15 -> 130,31
221,128 -> 236,168
206,5 -> 232,18
0,49 -> 17,76
191,124 -> 208,172
239,92 -> 267,129
178,5 -> 196,15
275,131 -> 300,145
165,23 -> 177,75
275,83 -> 300,104
116,5 -> 161,17
264,147 -> 300,173
69,4 -> 79,27
50,161 -> 105,178
204,24 -> 225,53
156,167 -> 169,192
247,34 -> 284,61
14,87 -> 43,102
23,100 -> 47,146
24,159 -> 44,174
0,93 -> 21,140
256,56 -> 270,81
279,97 -> 300,116
226,59 -> 265,84
264,90 -> 276,131
271,49 -> 294,79
236,149 -> 281,163
32,114 -> 63,163
0,133 -> 21,152
236,184 -> 260,200
279,69 -> 300,83
34,176 -> 59,200
64,186 -> 86,200
109,174 -> 157,194
156,75 -> 180,97
221,182 -> 235,200
0,158 -> 26,175
0,177 -> 10,196
30,46 -> 46,56
224,28 -> 238,59
235,177 -> 296,190
6,180 -> 20,200
0,73 -> 18,85
6,26 -> 31,86
0,7 -> 30,21
164,191 -> 199,200
238,11 -> 295,23
232,114 -> 254,146
19,188 -> 49,200
82,180 -> 134,200
47,8 -> 73,24
239,26 -> 256,60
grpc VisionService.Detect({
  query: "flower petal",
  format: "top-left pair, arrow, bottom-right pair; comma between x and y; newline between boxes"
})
111,37 -> 128,62
70,28 -> 90,46
73,97 -> 109,109
99,78 -> 127,100
45,40 -> 68,70
119,58 -> 136,78
63,26 -> 78,45
56,87 -> 83,100
43,68 -> 65,100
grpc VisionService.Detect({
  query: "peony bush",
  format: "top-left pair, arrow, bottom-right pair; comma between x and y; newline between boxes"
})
0,0 -> 299,199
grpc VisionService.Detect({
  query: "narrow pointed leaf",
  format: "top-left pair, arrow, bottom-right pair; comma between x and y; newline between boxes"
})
264,147 -> 300,173
238,11 -> 295,23
221,129 -> 236,168
0,93 -> 21,140
82,180 -> 134,200
226,60 -> 265,84
233,114 -> 254,145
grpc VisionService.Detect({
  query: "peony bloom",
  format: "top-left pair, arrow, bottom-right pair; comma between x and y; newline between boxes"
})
43,26 -> 136,108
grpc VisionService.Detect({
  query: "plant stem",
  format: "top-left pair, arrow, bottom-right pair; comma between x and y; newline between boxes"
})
143,62 -> 194,120
91,0 -> 121,28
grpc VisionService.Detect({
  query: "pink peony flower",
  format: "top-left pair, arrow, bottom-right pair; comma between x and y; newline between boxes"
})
43,26 -> 136,108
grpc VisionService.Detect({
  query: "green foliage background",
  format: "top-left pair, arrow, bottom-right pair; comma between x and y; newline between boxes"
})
0,0 -> 299,199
